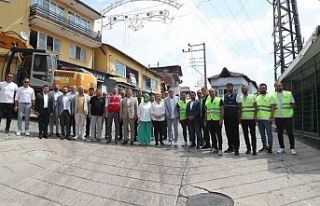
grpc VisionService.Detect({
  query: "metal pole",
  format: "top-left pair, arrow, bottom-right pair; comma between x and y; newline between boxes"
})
203,43 -> 207,88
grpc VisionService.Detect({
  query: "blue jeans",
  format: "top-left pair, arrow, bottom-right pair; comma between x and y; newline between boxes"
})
257,120 -> 273,148
17,102 -> 32,131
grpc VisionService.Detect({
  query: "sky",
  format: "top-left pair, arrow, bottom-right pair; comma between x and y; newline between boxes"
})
85,0 -> 320,91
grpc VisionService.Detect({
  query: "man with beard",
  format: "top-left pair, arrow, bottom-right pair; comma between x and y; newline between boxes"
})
223,83 -> 240,156
57,86 -> 73,140
256,83 -> 274,154
49,84 -> 62,137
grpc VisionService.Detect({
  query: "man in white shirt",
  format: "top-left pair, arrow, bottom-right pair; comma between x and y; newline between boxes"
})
14,78 -> 36,136
68,85 -> 78,137
164,89 -> 180,145
0,73 -> 18,133
49,84 -> 62,137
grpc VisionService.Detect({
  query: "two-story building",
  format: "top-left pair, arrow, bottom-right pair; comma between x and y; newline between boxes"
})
29,0 -> 102,70
208,67 -> 258,97
95,44 -> 162,94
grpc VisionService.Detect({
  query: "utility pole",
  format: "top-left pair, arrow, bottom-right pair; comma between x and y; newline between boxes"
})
273,0 -> 303,80
182,43 -> 207,88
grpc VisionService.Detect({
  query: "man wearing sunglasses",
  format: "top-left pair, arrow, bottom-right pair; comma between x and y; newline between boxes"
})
14,78 -> 35,136
0,73 -> 18,133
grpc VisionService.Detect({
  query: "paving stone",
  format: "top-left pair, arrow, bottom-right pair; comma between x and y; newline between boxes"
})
0,120 -> 319,206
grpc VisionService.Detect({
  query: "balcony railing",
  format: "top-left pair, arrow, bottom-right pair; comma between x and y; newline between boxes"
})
30,4 -> 101,42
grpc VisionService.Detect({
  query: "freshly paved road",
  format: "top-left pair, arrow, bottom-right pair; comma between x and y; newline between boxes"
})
0,120 -> 319,206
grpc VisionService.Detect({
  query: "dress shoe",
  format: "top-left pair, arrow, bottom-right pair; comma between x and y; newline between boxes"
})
224,148 -> 234,153
245,150 -> 251,155
235,151 -> 240,156
56,133 -> 61,137
122,140 -> 128,145
258,147 -> 266,153
201,145 -> 211,149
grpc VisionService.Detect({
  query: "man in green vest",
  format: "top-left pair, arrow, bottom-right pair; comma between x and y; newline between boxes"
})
177,92 -> 188,145
239,85 -> 257,155
273,82 -> 296,155
256,83 -> 274,153
205,88 -> 224,156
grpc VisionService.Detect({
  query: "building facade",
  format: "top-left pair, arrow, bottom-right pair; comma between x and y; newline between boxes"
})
150,65 -> 183,94
279,26 -> 320,138
29,0 -> 102,70
208,67 -> 258,97
95,44 -> 162,93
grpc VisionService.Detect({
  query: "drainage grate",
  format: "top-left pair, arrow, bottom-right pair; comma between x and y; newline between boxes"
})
187,192 -> 234,206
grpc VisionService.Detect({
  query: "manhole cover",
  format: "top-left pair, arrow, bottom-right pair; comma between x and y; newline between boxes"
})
22,150 -> 56,161
187,193 -> 234,206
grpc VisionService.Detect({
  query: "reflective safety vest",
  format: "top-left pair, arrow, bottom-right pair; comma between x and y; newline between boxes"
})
108,95 -> 121,112
240,94 -> 255,119
205,96 -> 221,121
177,100 -> 187,120
256,94 -> 272,119
273,90 -> 294,118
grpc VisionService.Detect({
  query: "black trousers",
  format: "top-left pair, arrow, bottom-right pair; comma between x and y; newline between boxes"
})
162,120 -> 167,140
241,119 -> 257,152
207,120 -> 223,150
224,118 -> 240,151
60,110 -> 71,138
85,115 -> 90,137
152,120 -> 164,143
119,120 -> 123,140
180,120 -> 188,142
275,118 -> 295,149
70,115 -> 75,136
188,119 -> 201,146
0,103 -> 14,131
38,108 -> 49,136
200,117 -> 210,146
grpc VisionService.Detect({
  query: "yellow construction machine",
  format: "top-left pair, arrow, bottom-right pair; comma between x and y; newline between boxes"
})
0,32 -> 97,92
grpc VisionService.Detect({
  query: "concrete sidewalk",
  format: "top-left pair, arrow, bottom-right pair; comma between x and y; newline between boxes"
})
0,120 -> 319,206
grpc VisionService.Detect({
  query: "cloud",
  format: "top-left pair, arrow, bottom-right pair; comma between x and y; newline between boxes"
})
94,0 -> 320,92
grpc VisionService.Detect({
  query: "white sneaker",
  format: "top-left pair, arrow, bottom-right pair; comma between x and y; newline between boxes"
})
291,149 -> 297,155
277,148 -> 285,154
72,136 -> 78,140
16,131 -> 21,136
25,131 -> 30,136
81,137 -> 86,141
218,150 -> 223,156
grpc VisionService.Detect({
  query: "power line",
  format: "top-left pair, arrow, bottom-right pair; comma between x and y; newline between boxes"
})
220,0 -> 262,54
237,0 -> 267,50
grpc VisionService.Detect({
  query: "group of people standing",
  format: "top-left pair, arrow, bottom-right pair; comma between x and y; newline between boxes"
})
0,73 -> 297,156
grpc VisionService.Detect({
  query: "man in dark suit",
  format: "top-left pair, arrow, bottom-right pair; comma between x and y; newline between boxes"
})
197,87 -> 210,149
34,85 -> 54,139
187,91 -> 202,149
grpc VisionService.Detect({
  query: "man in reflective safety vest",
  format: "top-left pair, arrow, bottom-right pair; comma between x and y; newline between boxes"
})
239,85 -> 257,156
106,88 -> 122,143
177,92 -> 188,145
273,82 -> 296,155
205,88 -> 224,156
256,83 -> 274,153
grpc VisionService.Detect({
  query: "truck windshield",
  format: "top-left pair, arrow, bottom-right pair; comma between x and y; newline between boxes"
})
32,54 -> 53,83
